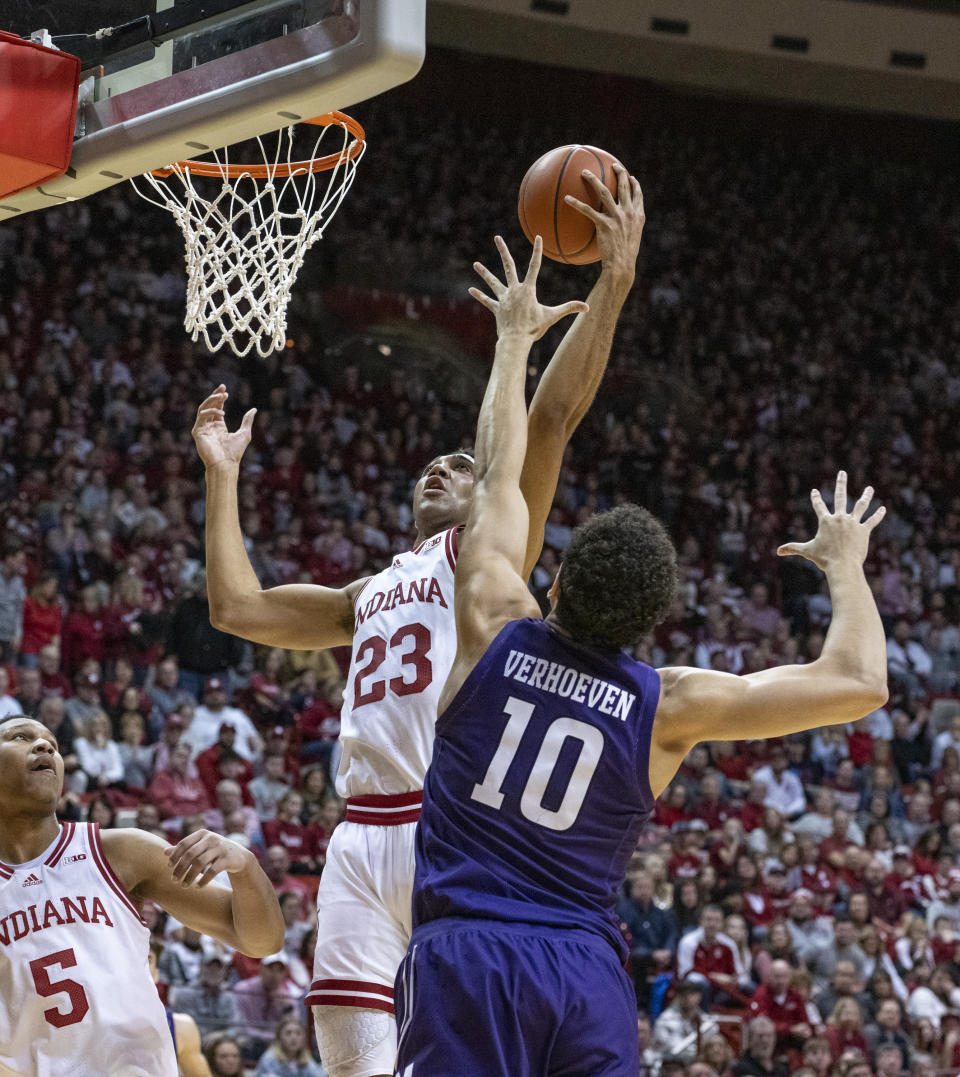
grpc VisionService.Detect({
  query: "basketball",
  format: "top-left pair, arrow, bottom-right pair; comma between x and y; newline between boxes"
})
518,145 -> 622,265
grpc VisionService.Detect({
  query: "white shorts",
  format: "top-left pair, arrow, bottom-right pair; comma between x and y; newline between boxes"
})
306,816 -> 416,1014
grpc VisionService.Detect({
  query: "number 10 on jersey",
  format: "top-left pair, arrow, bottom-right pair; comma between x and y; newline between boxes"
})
471,696 -> 604,833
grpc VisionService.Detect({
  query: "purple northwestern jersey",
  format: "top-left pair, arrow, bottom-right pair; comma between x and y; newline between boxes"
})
412,616 -> 660,960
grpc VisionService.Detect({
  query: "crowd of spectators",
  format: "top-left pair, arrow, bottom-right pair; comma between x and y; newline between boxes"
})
1,45 -> 959,1077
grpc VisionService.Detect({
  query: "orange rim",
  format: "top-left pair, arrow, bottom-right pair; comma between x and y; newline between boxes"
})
151,111 -> 365,179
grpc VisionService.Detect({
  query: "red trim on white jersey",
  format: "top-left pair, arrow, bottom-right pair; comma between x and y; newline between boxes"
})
89,823 -> 147,926
0,861 -> 12,879
306,977 -> 394,1014
352,576 -> 374,614
345,791 -> 423,826
44,821 -> 75,866
444,527 -> 457,574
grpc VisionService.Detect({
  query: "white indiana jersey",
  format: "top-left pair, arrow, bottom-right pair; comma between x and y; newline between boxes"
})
0,822 -> 177,1077
337,525 -> 461,798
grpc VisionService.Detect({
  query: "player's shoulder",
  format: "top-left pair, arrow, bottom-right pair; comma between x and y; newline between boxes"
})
100,827 -> 169,889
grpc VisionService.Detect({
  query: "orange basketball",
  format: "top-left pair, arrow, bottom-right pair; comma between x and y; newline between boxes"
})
518,145 -> 622,265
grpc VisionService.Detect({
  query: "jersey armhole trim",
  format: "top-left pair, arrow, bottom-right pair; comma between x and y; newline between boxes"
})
635,668 -> 662,810
444,527 -> 457,573
352,577 -> 374,615
43,821 -> 75,866
89,823 -> 148,927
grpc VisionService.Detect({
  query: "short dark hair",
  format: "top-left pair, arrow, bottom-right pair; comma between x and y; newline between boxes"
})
554,505 -> 677,649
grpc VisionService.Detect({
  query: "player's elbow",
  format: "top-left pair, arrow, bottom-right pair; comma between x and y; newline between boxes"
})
238,920 -> 286,958
835,675 -> 888,722
208,596 -> 248,635
858,676 -> 890,713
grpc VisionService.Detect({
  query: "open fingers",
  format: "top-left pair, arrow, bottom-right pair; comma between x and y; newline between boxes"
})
525,234 -> 543,282
777,540 -> 815,562
468,286 -> 497,313
494,235 -> 518,286
834,470 -> 848,514
865,505 -> 887,532
851,486 -> 875,522
472,260 -> 504,297
810,487 -> 829,521
546,301 -> 590,327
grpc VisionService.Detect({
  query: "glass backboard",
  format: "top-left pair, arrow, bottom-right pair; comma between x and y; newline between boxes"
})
0,0 -> 425,217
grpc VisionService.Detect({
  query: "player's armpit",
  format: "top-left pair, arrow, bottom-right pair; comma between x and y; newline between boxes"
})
210,579 -> 363,650
647,660 -> 888,797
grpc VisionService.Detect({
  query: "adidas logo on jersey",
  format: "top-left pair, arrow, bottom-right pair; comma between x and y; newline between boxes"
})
61,854 -> 86,865
21,874 -> 42,887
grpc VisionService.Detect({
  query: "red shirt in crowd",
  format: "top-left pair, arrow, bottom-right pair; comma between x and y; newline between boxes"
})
738,802 -> 766,833
846,729 -> 874,767
194,745 -> 255,802
742,888 -> 776,928
679,930 -> 739,984
20,598 -> 62,655
653,802 -> 690,829
860,884 -> 908,928
261,819 -> 322,866
61,609 -> 106,673
147,768 -> 211,819
748,984 -> 809,1047
40,669 -> 72,698
825,1026 -> 868,1062
699,800 -> 738,833
668,851 -> 703,879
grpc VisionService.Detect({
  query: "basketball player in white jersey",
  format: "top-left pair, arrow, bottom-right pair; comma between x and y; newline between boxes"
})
194,165 -> 645,1077
0,713 -> 284,1077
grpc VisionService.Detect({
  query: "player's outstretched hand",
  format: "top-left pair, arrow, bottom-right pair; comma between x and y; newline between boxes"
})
192,385 -> 256,469
564,163 -> 645,278
777,471 -> 885,570
470,235 -> 588,341
166,829 -> 256,887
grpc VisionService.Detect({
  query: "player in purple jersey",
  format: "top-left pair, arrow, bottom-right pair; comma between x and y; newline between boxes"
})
394,234 -> 889,1077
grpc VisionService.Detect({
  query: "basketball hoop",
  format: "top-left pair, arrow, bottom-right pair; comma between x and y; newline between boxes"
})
132,112 -> 365,358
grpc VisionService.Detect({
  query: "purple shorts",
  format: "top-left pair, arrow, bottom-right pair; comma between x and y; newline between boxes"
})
395,918 -> 639,1077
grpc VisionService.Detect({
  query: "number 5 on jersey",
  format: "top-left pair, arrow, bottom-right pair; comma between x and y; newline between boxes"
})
471,697 -> 604,832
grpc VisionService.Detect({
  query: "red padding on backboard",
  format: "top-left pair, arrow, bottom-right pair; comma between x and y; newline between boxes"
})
0,31 -> 81,199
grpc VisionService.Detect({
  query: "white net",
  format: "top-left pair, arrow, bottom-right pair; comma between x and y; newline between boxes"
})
132,116 -> 365,358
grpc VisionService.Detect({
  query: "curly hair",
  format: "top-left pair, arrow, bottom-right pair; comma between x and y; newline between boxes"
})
554,504 -> 677,649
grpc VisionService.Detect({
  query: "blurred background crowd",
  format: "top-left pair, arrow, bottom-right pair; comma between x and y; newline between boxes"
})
0,47 -> 958,1077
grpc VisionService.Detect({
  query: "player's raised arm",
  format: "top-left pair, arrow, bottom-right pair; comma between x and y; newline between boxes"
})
648,472 -> 889,796
193,386 -> 360,649
520,164 -> 645,578
439,237 -> 587,712
102,827 -> 285,957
